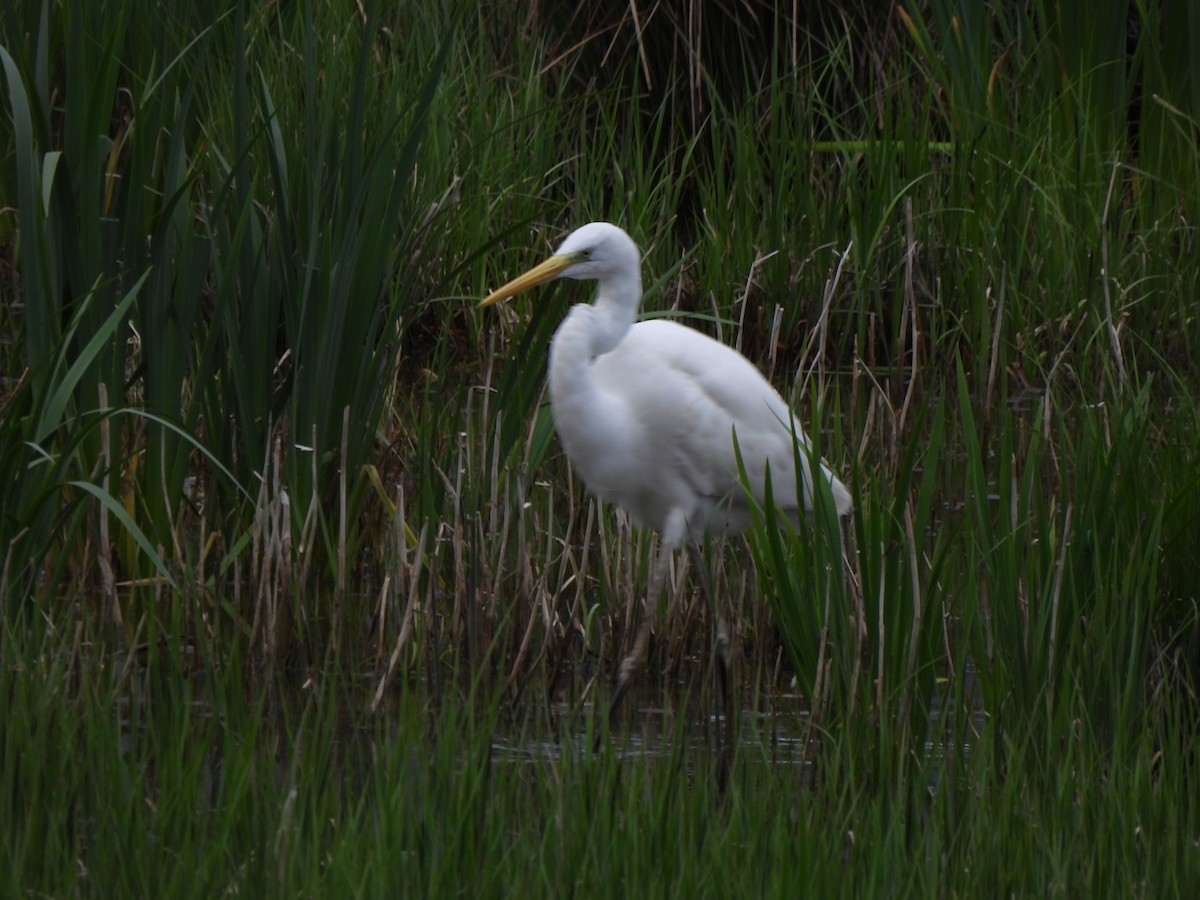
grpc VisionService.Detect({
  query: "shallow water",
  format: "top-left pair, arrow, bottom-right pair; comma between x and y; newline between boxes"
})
488,659 -> 985,785
486,677 -> 818,770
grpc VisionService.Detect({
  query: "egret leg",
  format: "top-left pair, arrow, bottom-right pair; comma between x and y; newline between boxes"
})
596,511 -> 691,752
603,535 -> 674,731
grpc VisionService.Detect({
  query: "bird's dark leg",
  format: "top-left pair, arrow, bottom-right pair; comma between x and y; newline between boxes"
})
686,543 -> 734,791
596,534 -> 676,751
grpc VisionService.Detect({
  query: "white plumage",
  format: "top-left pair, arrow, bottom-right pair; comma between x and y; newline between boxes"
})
482,221 -> 851,719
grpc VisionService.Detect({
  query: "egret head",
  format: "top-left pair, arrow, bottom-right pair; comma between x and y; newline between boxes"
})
481,222 -> 641,307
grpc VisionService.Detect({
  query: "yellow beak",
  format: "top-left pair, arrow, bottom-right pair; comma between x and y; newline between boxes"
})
480,253 -> 578,307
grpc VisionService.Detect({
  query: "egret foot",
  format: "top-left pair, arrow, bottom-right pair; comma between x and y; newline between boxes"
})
594,615 -> 653,752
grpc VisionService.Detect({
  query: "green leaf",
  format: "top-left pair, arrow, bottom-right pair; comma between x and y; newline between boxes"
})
35,269 -> 151,443
68,480 -> 176,588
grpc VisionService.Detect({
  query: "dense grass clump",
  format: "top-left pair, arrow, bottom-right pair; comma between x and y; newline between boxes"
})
2,0 -> 1199,894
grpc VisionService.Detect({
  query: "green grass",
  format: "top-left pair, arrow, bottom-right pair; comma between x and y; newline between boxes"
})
3,629 -> 1196,895
2,0 -> 1200,894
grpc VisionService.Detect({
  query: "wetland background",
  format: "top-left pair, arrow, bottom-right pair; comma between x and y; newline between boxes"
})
2,0 -> 1200,894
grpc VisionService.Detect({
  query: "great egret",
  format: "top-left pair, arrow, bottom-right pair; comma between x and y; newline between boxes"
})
482,222 -> 851,734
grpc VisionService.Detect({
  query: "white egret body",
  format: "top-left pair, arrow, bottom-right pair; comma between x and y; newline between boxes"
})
482,222 -> 851,726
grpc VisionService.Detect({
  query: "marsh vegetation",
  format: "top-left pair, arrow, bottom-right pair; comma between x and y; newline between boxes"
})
2,1 -> 1199,894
